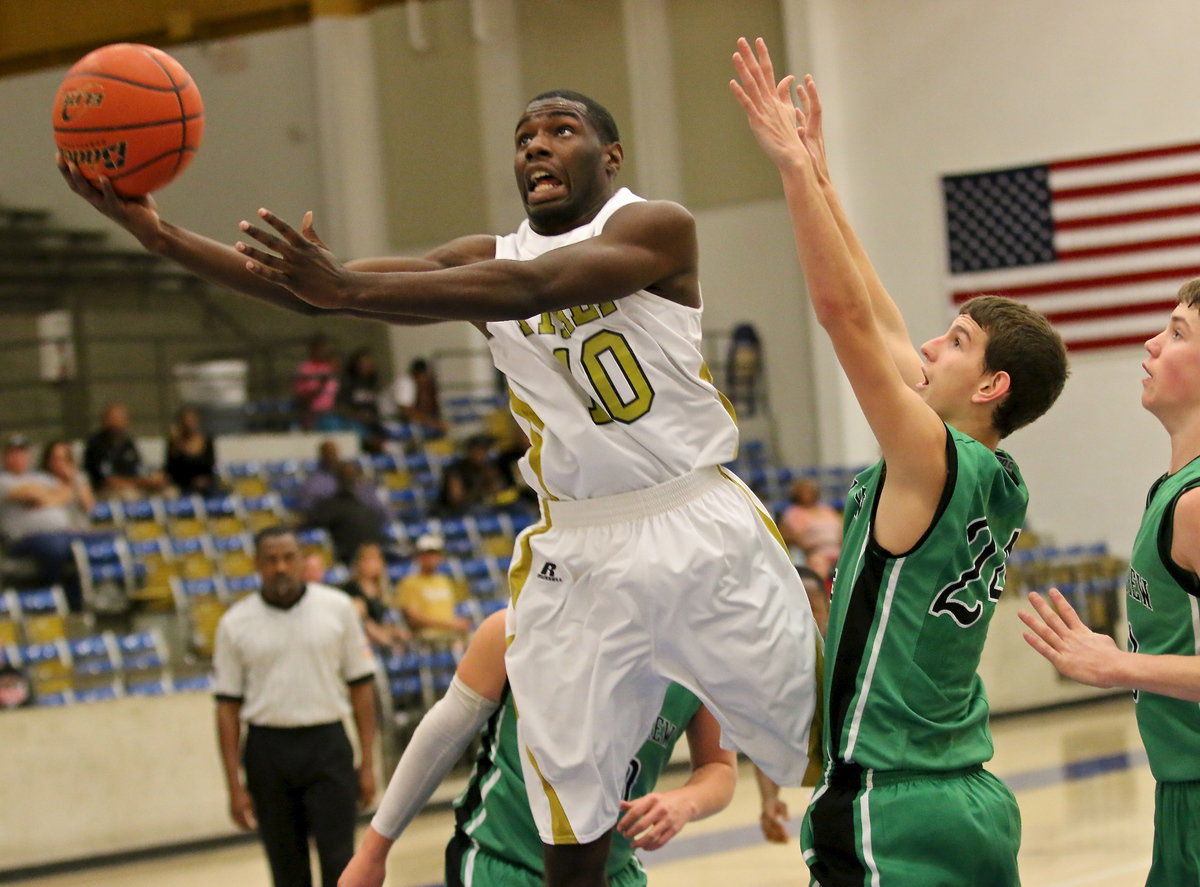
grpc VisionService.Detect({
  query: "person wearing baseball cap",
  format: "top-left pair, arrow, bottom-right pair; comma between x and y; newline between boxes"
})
395,533 -> 470,642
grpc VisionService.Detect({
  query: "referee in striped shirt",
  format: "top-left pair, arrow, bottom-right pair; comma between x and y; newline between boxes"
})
214,526 -> 378,887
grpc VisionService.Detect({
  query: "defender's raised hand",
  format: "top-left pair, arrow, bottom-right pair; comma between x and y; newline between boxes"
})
238,209 -> 348,308
796,74 -> 831,185
730,37 -> 808,171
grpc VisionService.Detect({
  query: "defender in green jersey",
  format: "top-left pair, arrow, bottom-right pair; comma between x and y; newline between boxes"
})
1021,280 -> 1200,886
733,40 -> 1068,886
339,611 -> 736,887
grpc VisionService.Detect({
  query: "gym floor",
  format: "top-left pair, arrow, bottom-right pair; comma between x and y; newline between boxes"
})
7,694 -> 1152,887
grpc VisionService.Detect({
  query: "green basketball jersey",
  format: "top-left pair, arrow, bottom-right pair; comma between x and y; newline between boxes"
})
1126,456 -> 1200,783
445,682 -> 702,883
823,425 -> 1027,772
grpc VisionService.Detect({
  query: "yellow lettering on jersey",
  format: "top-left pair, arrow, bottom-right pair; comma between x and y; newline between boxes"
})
516,318 -> 535,336
553,348 -> 612,425
569,304 -> 601,325
551,310 -> 576,338
582,330 -> 654,423
537,313 -> 556,335
598,301 -> 617,316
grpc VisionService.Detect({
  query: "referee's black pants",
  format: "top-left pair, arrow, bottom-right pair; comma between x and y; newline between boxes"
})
244,722 -> 358,887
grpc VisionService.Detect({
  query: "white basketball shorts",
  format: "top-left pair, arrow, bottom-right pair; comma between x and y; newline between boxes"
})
504,465 -> 819,845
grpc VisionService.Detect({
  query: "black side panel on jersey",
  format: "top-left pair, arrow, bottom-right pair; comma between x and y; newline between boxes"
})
445,684 -> 511,886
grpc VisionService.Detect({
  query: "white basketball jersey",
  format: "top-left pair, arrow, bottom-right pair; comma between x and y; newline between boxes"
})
486,188 -> 739,501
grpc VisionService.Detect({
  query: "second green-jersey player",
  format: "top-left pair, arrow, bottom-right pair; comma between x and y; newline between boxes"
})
1126,457 -> 1200,886
447,682 -> 702,887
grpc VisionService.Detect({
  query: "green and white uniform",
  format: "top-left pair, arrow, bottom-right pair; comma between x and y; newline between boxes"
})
445,682 -> 701,887
801,426 -> 1024,887
1125,456 -> 1200,887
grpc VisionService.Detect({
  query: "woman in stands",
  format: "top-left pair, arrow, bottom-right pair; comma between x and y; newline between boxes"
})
342,542 -> 410,651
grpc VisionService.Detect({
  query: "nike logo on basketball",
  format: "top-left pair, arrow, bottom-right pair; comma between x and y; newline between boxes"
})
537,562 -> 562,582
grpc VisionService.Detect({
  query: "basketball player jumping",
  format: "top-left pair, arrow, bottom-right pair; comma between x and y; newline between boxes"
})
60,87 -> 819,887
732,38 -> 1068,885
1020,280 -> 1200,886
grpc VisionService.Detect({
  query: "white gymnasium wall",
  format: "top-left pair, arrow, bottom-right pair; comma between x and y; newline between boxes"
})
790,0 -> 1200,554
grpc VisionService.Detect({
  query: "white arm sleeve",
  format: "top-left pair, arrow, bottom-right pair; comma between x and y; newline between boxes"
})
371,674 -> 500,840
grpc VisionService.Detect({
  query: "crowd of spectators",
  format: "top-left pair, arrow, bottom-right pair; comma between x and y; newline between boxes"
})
0,364 -> 527,655
292,337 -> 446,452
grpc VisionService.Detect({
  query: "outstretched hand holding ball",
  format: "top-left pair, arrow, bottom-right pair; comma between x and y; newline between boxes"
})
53,43 -> 203,196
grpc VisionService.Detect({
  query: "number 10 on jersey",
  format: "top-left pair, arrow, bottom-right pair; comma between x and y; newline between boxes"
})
555,330 -> 655,425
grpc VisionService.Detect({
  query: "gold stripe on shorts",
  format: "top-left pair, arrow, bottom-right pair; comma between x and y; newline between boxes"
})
525,747 -> 578,844
717,465 -> 789,552
507,503 -> 553,612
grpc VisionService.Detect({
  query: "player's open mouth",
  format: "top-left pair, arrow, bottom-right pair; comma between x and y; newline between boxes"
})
528,169 -> 565,199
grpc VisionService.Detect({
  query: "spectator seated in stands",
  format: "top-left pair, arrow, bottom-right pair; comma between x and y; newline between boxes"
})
382,357 -> 446,435
343,542 -> 410,651
40,439 -> 95,524
437,434 -> 512,517
82,402 -> 167,498
164,407 -> 217,494
304,460 -> 388,565
297,439 -> 379,513
778,478 -> 843,583
393,533 -> 470,643
0,663 -> 32,709
336,347 -> 386,454
293,332 -> 340,431
0,434 -> 103,609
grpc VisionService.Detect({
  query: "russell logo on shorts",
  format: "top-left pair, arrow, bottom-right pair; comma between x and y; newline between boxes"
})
537,562 -> 563,582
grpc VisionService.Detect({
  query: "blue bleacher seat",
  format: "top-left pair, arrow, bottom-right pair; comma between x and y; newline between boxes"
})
162,495 -> 202,519
204,495 -> 240,518
75,684 -> 119,703
381,421 -> 419,444
459,558 -> 493,581
18,587 -> 66,616
469,577 -> 497,598
225,574 -> 261,597
126,679 -> 170,697
69,635 -> 116,676
323,564 -> 350,586
172,674 -> 213,693
88,500 -> 120,526
479,598 -> 506,618
117,631 -> 165,671
224,460 -> 264,479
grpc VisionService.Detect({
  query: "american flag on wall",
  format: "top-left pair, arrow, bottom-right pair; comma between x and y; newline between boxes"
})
942,142 -> 1200,352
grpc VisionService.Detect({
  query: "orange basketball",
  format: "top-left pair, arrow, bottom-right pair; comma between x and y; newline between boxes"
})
52,43 -> 204,196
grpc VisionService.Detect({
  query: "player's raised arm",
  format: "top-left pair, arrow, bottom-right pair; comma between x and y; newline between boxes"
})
57,156 -> 479,325
339,612 -> 507,887
731,38 -> 945,493
237,197 -> 698,319
794,76 -> 924,387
